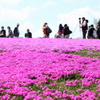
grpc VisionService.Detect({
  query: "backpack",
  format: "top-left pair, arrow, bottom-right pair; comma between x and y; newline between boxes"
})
46,27 -> 52,33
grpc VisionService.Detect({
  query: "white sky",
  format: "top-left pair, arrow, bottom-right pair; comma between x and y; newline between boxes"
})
0,0 -> 100,38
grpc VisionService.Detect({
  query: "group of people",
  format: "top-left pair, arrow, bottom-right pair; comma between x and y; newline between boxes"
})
42,22 -> 72,38
1,19 -> 100,39
0,24 -> 32,38
54,24 -> 72,38
79,17 -> 100,39
0,24 -> 20,38
42,17 -> 100,39
87,24 -> 100,39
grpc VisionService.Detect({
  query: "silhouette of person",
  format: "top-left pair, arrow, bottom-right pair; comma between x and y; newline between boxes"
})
0,26 -> 6,37
13,24 -> 20,37
25,29 -> 32,38
7,26 -> 14,38
79,17 -> 88,39
63,24 -> 72,38
42,23 -> 48,38
87,25 -> 95,39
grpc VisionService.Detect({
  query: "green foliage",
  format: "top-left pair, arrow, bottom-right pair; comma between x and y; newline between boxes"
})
94,18 -> 100,26
58,73 -> 83,82
82,83 -> 98,91
13,95 -> 24,100
1,48 -> 100,99
53,49 -> 59,52
70,49 -> 100,58
28,84 -> 42,91
98,20 -> 100,25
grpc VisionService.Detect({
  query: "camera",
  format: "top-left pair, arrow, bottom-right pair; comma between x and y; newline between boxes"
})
79,18 -> 81,20
79,18 -> 81,23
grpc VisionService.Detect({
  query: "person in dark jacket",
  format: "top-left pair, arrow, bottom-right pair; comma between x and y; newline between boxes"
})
13,24 -> 20,37
0,26 -> 6,37
25,29 -> 32,38
63,24 -> 72,38
55,24 -> 64,38
79,17 -> 88,39
97,24 -> 100,39
58,24 -> 63,34
87,25 -> 95,39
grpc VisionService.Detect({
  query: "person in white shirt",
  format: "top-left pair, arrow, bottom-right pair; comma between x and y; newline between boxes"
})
79,17 -> 88,39
7,26 -> 14,38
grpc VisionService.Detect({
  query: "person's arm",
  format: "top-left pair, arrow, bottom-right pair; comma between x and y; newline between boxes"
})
82,20 -> 87,27
79,20 -> 86,28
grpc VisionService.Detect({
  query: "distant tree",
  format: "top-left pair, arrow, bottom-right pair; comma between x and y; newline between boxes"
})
94,18 -> 100,26
98,19 -> 100,25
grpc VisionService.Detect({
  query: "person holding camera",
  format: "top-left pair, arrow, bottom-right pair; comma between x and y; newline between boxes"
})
79,17 -> 88,39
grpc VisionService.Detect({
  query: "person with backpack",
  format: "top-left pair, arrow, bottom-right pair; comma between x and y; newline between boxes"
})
79,17 -> 88,39
42,23 -> 52,38
42,23 -> 48,38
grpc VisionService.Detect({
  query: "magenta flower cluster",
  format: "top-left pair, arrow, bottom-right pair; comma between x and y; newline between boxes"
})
0,38 -> 100,100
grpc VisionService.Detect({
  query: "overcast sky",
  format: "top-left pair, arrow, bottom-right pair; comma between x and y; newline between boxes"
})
0,0 -> 100,38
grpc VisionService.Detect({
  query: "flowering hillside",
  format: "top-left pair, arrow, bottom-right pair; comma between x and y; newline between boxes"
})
0,38 -> 100,100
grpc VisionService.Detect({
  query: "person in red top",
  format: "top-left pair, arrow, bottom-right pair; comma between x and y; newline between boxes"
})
42,23 -> 48,38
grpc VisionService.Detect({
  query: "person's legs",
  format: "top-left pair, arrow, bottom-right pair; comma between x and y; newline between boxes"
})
65,34 -> 69,38
98,35 -> 100,39
82,30 -> 87,39
46,33 -> 50,38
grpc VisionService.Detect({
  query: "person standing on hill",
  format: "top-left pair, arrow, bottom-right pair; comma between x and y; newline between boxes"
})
0,26 -> 6,37
13,24 -> 20,37
42,22 -> 52,38
42,23 -> 48,38
79,17 -> 88,39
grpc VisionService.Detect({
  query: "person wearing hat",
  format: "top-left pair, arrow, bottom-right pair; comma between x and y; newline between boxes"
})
79,17 -> 88,39
25,29 -> 32,38
0,26 -> 6,37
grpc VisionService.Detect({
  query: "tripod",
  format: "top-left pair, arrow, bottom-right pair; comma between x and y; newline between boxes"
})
71,23 -> 81,38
